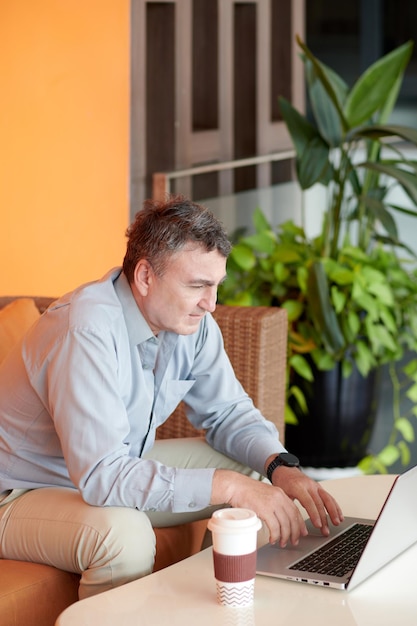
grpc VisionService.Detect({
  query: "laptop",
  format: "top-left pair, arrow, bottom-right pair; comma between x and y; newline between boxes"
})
256,464 -> 417,591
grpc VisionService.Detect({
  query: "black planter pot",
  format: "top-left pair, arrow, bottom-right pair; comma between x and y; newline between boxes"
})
286,362 -> 380,468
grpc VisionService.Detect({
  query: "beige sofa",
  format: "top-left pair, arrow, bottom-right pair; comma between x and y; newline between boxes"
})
0,296 -> 287,626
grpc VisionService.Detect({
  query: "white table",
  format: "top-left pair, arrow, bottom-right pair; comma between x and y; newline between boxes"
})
56,475 -> 417,626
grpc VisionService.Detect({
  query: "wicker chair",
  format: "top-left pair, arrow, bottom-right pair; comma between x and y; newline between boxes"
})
0,296 -> 287,626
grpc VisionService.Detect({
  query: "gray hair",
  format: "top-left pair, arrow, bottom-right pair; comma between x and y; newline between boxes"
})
122,195 -> 231,282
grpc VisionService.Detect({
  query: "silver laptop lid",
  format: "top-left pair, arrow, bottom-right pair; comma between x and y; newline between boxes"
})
348,465 -> 417,590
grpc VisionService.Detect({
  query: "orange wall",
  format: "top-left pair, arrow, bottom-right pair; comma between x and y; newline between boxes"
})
0,0 -> 130,296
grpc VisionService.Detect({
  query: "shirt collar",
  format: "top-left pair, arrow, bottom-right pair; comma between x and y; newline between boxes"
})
114,271 -> 155,346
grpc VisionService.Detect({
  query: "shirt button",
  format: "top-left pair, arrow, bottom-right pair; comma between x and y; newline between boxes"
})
188,501 -> 197,509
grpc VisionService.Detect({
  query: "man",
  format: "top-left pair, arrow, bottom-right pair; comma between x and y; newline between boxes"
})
0,196 -> 343,599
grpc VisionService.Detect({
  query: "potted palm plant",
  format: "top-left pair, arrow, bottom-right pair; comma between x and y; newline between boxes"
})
219,37 -> 417,473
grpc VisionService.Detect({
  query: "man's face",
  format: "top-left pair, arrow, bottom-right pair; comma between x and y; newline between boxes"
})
133,245 -> 227,335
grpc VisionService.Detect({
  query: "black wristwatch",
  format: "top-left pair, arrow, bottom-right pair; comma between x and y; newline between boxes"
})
266,453 -> 300,482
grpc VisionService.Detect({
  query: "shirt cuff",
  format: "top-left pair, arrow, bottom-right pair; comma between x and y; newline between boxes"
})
247,439 -> 287,477
172,467 -> 215,513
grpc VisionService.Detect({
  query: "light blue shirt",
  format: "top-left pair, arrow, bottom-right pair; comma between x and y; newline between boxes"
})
0,269 -> 285,512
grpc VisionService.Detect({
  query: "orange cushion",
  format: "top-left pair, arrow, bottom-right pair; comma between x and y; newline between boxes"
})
0,298 -> 40,364
0,560 -> 79,626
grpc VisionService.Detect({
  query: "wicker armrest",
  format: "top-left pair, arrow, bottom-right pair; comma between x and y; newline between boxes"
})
156,304 -> 288,444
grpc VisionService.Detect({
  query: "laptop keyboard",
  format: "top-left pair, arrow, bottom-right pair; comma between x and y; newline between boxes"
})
289,523 -> 373,578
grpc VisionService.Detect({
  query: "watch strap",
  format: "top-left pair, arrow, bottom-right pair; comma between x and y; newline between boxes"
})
266,456 -> 283,482
266,453 -> 300,482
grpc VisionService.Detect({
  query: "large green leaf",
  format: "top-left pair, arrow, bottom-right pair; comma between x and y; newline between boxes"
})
253,206 -> 272,233
367,283 -> 394,307
358,195 -> 399,241
352,123 -> 417,146
360,161 -> 417,205
331,285 -> 346,313
377,74 -> 404,125
296,36 -> 348,127
242,232 -> 276,255
229,244 -> 256,271
366,322 -> 397,353
351,282 -> 379,319
314,60 -> 349,111
395,418 -> 415,443
354,341 -> 375,377
398,441 -> 412,466
386,202 -> 417,218
305,59 -> 344,147
290,354 -> 314,381
377,445 -> 401,466
344,41 -> 413,127
324,258 -> 354,285
306,261 -> 345,355
278,96 -> 319,157
278,99 -> 333,188
406,383 -> 417,403
347,166 -> 362,196
297,137 -> 332,189
273,245 -> 303,263
282,299 -> 304,322
374,233 -> 417,258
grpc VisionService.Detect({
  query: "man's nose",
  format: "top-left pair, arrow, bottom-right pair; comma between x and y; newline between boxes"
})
201,288 -> 217,313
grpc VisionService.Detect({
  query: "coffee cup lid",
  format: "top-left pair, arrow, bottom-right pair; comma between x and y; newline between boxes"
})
208,508 -> 262,534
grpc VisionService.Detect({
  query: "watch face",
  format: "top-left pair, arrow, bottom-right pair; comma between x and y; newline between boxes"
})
279,452 -> 300,467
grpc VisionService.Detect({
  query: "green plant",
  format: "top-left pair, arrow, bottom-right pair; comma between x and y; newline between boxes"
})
219,209 -> 417,471
218,38 -> 417,473
281,37 -> 417,262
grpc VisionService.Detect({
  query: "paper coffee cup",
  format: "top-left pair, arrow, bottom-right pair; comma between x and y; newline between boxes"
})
208,508 -> 262,607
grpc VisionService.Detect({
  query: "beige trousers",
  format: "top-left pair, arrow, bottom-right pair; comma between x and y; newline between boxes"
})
0,438 -> 262,599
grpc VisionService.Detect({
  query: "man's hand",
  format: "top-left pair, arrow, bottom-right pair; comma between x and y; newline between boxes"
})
269,464 -> 344,537
211,468 -> 343,548
211,469 -> 307,547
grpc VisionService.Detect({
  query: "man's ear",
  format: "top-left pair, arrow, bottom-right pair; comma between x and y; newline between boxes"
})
133,259 -> 153,296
